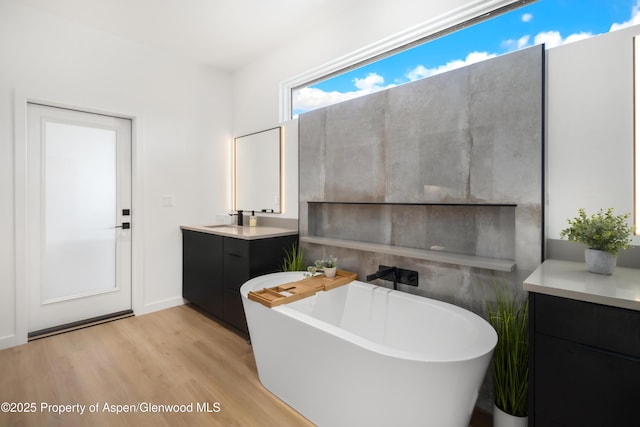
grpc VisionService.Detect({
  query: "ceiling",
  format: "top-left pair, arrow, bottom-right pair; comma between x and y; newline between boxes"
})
17,0 -> 358,70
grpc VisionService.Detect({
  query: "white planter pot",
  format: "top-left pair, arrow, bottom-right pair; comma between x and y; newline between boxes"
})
584,248 -> 617,275
323,267 -> 337,278
493,404 -> 527,427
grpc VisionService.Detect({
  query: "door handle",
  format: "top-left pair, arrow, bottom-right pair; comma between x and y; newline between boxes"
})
115,222 -> 130,229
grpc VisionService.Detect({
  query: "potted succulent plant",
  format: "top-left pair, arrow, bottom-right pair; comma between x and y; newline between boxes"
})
307,255 -> 338,278
486,282 -> 529,427
560,208 -> 634,275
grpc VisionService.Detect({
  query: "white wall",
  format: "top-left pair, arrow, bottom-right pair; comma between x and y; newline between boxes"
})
0,2 -> 232,348
546,24 -> 640,244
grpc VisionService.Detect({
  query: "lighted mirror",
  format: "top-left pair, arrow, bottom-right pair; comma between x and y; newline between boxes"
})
234,127 -> 282,213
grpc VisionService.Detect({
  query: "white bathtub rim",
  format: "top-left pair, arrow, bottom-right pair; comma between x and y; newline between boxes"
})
241,272 -> 497,363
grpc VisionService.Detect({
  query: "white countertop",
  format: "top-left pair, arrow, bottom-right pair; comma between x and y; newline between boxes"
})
180,224 -> 298,240
523,259 -> 640,311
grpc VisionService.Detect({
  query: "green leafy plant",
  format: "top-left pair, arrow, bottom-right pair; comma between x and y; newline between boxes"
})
486,281 -> 528,418
280,243 -> 305,272
305,255 -> 338,276
317,254 -> 337,269
560,208 -> 634,255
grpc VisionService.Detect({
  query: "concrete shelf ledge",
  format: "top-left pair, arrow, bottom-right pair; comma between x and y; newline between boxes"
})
300,236 -> 516,272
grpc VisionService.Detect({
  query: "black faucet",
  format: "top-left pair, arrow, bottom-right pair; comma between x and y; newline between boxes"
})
366,265 -> 419,290
229,209 -> 244,226
366,266 -> 398,290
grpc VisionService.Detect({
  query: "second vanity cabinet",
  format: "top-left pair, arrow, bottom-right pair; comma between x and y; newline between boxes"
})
525,261 -> 640,427
182,228 -> 298,335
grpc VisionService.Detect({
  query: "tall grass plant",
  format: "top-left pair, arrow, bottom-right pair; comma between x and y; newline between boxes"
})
486,282 -> 529,417
280,243 -> 305,272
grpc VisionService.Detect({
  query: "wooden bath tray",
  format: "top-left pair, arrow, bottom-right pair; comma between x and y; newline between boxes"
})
248,270 -> 357,308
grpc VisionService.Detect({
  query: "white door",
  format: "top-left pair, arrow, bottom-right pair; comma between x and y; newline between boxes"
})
26,103 -> 132,333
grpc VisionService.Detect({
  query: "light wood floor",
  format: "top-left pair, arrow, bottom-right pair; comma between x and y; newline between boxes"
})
0,305 -> 312,427
0,305 -> 492,427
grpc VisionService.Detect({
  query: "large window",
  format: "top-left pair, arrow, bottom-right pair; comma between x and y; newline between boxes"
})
289,0 -> 640,119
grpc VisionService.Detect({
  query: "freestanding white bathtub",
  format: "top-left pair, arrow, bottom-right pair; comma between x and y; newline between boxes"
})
240,272 -> 497,427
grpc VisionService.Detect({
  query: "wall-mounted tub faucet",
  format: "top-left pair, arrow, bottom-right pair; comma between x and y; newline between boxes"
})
366,265 -> 419,290
366,266 -> 398,290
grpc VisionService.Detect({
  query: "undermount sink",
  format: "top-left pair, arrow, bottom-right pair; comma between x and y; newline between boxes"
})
204,224 -> 239,229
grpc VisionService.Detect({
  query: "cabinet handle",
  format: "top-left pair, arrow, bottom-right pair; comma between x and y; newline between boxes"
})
225,252 -> 242,257
581,344 -> 640,363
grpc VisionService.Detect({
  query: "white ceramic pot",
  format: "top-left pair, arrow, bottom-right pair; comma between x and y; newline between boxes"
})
584,248 -> 617,275
493,404 -> 527,427
323,267 -> 337,278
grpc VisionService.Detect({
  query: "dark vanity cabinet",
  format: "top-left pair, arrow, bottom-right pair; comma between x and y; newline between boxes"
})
182,230 -> 224,318
529,292 -> 640,426
182,229 -> 298,335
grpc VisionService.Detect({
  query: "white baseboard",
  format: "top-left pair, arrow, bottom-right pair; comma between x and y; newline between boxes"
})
136,296 -> 184,316
0,334 -> 26,351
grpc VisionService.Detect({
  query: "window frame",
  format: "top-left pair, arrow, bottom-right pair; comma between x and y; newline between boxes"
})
279,0 -> 531,121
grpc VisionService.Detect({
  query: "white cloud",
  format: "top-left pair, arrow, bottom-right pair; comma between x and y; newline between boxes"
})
504,0 -> 640,51
405,65 -> 429,81
406,51 -> 496,81
501,35 -> 531,51
500,30 -> 593,52
533,30 -> 593,49
292,87 -> 353,111
563,32 -> 595,45
292,73 -> 394,113
522,0 -> 639,48
532,31 -> 562,48
610,0 -> 640,31
354,73 -> 385,90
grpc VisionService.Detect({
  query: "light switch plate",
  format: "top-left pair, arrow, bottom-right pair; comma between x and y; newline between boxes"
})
161,195 -> 175,207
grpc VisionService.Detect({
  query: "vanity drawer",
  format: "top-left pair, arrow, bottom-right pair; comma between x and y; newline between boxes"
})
224,237 -> 250,257
533,293 -> 640,357
534,333 -> 640,427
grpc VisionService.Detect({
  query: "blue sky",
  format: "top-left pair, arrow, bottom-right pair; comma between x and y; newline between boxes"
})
293,0 -> 640,115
